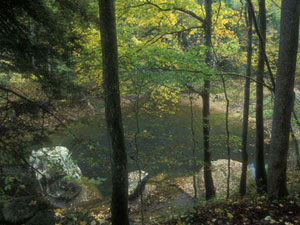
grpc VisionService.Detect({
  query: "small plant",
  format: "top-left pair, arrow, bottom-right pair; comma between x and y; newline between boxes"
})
88,177 -> 106,185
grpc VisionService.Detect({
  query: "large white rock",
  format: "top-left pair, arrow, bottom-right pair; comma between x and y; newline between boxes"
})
30,146 -> 82,181
29,146 -> 86,208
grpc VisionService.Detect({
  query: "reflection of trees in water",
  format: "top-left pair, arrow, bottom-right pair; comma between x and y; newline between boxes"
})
58,102 -> 257,198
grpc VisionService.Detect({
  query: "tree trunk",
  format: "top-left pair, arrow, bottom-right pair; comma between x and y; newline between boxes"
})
189,93 -> 198,199
255,0 -> 267,194
268,0 -> 300,200
240,2 -> 252,197
291,127 -> 300,170
98,1 -> 129,224
203,0 -> 216,200
221,78 -> 231,199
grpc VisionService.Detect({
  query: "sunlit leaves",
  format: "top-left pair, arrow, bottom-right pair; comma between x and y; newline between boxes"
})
72,26 -> 103,92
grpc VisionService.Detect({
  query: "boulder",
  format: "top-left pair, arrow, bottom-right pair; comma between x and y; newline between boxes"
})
0,166 -> 54,224
29,146 -> 87,208
29,146 -> 82,181
175,159 -> 251,199
128,170 -> 149,201
2,196 -> 48,224
25,209 -> 56,225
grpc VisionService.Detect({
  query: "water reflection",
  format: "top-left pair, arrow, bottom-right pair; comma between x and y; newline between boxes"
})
51,101 -> 258,195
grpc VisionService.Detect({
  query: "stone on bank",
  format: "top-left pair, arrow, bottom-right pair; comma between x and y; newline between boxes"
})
29,146 -> 87,208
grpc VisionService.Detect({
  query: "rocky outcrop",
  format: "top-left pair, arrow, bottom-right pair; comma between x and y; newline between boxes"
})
0,146 -> 94,224
0,195 -> 55,225
2,197 -> 46,224
175,159 -> 251,199
29,146 -> 87,208
29,146 -> 82,181
0,167 -> 52,224
24,209 -> 56,225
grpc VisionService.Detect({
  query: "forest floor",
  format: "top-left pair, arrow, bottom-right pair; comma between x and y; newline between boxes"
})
163,169 -> 300,225
55,168 -> 300,225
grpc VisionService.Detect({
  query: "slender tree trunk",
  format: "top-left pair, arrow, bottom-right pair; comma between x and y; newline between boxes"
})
246,0 -> 275,89
291,127 -> 300,170
189,92 -> 198,199
221,77 -> 231,199
133,84 -> 145,225
268,0 -> 300,200
98,1 -> 129,224
30,18 -> 36,68
255,0 -> 267,194
203,0 -> 216,200
240,2 -> 252,196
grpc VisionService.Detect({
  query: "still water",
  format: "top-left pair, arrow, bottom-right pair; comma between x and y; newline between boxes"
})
51,101 -> 261,195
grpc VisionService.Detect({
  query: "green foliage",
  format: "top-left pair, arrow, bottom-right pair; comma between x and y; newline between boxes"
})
0,176 -> 25,199
88,177 -> 107,185
264,109 -> 273,119
55,208 -> 99,225
0,0 -> 293,222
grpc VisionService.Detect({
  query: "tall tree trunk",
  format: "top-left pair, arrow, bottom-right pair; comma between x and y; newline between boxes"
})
240,2 -> 252,196
255,0 -> 267,194
203,0 -> 216,200
268,0 -> 300,200
98,1 -> 129,224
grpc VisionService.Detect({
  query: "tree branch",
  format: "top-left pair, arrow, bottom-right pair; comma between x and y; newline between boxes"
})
126,1 -> 205,24
148,67 -> 274,91
145,26 -> 202,46
0,85 -> 81,142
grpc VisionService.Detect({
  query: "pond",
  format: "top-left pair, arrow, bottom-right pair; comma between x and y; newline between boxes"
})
50,98 -> 261,197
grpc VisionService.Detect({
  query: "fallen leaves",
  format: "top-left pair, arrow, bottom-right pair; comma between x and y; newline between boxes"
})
164,195 -> 300,225
227,212 -> 234,219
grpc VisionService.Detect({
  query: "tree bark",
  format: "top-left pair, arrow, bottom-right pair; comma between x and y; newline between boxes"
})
98,0 -> 129,224
291,127 -> 300,170
240,2 -> 252,197
189,93 -> 198,200
221,78 -> 231,199
203,0 -> 216,200
255,0 -> 267,194
268,0 -> 300,200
